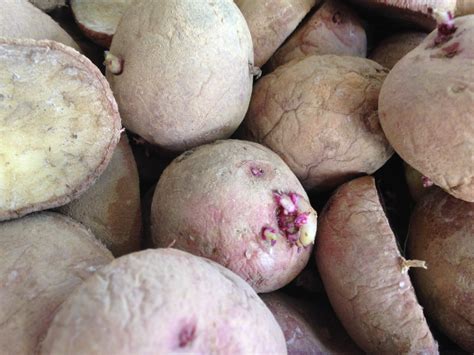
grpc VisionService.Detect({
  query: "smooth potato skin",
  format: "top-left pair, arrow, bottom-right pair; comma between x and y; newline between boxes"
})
40,249 -> 287,355
408,189 -> 474,352
316,176 -> 438,354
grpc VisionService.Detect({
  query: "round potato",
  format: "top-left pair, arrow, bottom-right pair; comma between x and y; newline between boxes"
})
151,140 -> 317,293
106,0 -> 254,152
40,248 -> 287,354
408,188 -> 474,352
0,212 -> 113,355
316,176 -> 437,353
243,55 -> 393,191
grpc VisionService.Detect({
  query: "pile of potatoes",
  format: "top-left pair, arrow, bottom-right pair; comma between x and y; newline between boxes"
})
0,0 -> 472,353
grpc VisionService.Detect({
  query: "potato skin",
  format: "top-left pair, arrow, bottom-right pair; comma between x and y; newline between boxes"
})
40,248 -> 287,354
408,189 -> 474,352
379,15 -> 474,202
316,176 -> 437,353
0,212 -> 113,355
151,140 -> 316,293
107,0 -> 254,152
243,55 -> 393,191
29,0 -> 65,12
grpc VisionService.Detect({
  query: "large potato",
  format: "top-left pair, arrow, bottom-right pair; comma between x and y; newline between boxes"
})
151,140 -> 317,293
316,176 -> 438,353
0,38 -> 121,221
0,212 -> 113,355
40,248 -> 287,354
379,15 -> 474,202
106,0 -> 254,152
408,189 -> 474,352
243,55 -> 393,191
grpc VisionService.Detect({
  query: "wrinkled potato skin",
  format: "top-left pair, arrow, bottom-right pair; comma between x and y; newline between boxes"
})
270,0 -> 367,69
151,140 -> 314,293
107,0 -> 254,152
379,15 -> 474,202
369,31 -> 427,69
58,135 -> 142,257
243,55 -> 393,191
40,249 -> 287,355
408,189 -> 474,352
316,176 -> 438,354
235,0 -> 318,67
0,212 -> 113,355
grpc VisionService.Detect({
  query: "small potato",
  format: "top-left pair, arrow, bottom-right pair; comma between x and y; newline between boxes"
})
316,176 -> 438,353
0,212 -> 113,355
29,0 -> 65,12
408,189 -> 474,352
151,140 -> 317,293
40,248 -> 287,354
243,55 -> 393,191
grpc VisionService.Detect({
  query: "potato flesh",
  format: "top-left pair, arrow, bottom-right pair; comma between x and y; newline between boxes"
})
0,44 -> 114,215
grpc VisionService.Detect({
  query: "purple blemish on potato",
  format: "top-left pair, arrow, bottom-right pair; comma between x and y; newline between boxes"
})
178,323 -> 196,348
441,42 -> 461,57
262,227 -> 280,244
250,166 -> 264,177
428,9 -> 457,46
422,176 -> 434,188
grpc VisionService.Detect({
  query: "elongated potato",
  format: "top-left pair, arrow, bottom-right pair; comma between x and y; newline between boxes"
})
58,135 -> 141,256
40,248 -> 287,354
408,189 -> 474,352
0,38 -> 121,221
0,212 -> 113,355
316,176 -> 438,353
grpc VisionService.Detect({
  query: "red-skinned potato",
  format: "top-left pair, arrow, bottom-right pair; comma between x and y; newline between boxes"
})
316,176 -> 438,353
40,249 -> 287,354
0,212 -> 113,355
408,188 -> 474,352
379,14 -> 474,202
151,140 -> 317,293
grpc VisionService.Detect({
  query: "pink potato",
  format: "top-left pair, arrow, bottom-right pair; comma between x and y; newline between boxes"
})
379,14 -> 474,202
316,176 -> 438,353
408,188 -> 474,352
243,54 -> 393,191
151,140 -> 317,293
40,248 -> 287,354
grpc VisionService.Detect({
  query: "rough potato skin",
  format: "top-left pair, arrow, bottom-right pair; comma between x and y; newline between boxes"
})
1,0 -> 78,50
316,176 -> 438,354
379,15 -> 474,202
235,0 -> 318,67
107,0 -> 254,152
58,135 -> 142,257
369,31 -> 427,69
243,55 -> 393,191
408,189 -> 474,352
0,212 -> 113,355
151,140 -> 316,293
40,248 -> 287,355
269,0 -> 367,69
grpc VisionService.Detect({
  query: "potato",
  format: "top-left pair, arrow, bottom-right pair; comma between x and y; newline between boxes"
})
0,212 -> 113,355
235,0 -> 318,67
404,162 -> 434,202
40,248 -> 287,354
0,38 -> 121,221
316,176 -> 438,353
151,140 -> 317,293
106,0 -> 254,152
379,14 -> 474,202
408,188 -> 474,352
261,292 -> 362,354
269,0 -> 367,69
57,135 -> 141,257
1,0 -> 79,51
70,0 -> 134,48
243,55 -> 393,191
369,31 -> 427,69
28,0 -> 65,12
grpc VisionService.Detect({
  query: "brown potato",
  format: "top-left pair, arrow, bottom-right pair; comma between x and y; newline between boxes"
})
408,188 -> 474,352
0,38 -> 121,221
243,55 -> 393,191
316,176 -> 438,353
0,212 -> 113,355
40,248 -> 287,354
28,0 -> 65,12
404,162 -> 434,202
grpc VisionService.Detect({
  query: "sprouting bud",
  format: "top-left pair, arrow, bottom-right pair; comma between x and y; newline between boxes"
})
104,51 -> 124,75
